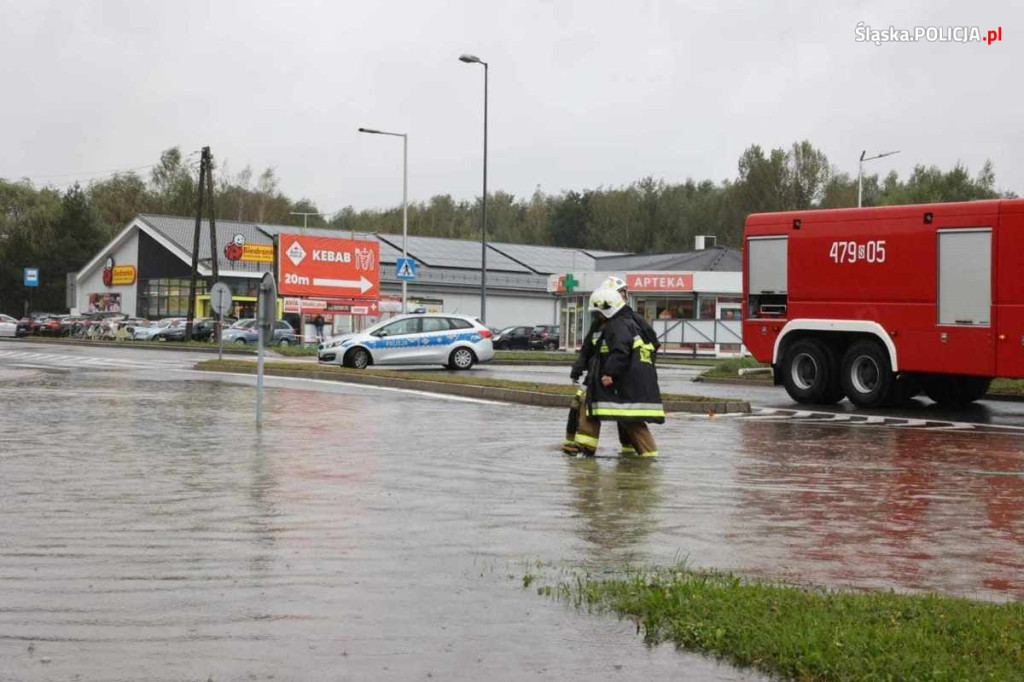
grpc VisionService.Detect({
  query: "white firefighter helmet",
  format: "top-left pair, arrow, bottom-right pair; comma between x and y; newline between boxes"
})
603,276 -> 627,293
589,285 -> 625,319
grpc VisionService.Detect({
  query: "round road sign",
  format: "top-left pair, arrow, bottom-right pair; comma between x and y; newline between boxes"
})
210,281 -> 233,315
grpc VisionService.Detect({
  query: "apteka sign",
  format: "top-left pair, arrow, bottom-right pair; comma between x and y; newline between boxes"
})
278,233 -> 380,299
626,273 -> 694,292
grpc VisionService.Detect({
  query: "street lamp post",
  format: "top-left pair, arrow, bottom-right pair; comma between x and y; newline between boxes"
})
858,150 -> 900,208
459,53 -> 488,324
358,127 -> 408,314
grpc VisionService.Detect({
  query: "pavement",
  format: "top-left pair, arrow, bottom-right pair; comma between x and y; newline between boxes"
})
0,341 -> 1021,680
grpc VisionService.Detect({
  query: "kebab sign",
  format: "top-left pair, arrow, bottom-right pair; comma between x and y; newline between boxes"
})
277,233 -> 380,299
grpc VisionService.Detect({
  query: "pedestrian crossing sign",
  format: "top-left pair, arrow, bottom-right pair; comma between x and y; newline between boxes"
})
395,258 -> 417,282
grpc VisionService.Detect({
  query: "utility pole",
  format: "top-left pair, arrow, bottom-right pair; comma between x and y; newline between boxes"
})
186,147 -> 210,341
205,150 -> 220,344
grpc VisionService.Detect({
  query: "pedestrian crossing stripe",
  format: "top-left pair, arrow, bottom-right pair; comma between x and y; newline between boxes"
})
0,349 -> 181,370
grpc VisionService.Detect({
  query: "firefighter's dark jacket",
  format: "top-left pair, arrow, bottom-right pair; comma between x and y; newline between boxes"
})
570,306 -> 659,382
585,309 -> 665,423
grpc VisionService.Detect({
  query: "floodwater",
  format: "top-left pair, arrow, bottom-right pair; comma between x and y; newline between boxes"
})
1,366 -> 1022,681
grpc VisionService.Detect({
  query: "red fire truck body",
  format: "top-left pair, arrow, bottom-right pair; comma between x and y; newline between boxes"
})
742,199 -> 1024,408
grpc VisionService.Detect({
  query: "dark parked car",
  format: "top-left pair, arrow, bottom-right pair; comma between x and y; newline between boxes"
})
191,317 -> 236,342
530,325 -> 560,350
492,325 -> 533,350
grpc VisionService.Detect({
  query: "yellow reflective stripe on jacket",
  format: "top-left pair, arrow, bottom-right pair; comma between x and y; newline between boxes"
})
590,407 -> 666,418
632,335 -> 656,364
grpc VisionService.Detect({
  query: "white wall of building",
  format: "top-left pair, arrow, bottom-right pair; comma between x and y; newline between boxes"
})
76,229 -> 140,315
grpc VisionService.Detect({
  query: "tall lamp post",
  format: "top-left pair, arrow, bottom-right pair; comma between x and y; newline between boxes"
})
459,53 -> 488,323
358,127 -> 408,314
858,149 -> 900,207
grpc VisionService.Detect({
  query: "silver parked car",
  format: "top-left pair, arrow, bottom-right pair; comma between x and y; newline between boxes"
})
222,319 -> 300,347
317,313 -> 494,370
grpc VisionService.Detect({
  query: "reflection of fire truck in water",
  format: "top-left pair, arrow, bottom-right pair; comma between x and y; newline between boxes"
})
743,199 -> 1024,408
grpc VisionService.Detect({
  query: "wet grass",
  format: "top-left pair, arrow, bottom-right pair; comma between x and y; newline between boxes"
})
699,357 -> 772,380
495,350 -> 723,367
276,344 -> 319,357
197,359 -> 730,403
528,566 -> 1024,681
988,378 -> 1024,397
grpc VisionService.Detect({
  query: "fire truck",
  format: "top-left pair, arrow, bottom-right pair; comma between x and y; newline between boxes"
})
742,199 -> 1024,408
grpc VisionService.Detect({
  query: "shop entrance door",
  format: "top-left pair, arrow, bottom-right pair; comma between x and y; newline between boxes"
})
561,299 -> 584,350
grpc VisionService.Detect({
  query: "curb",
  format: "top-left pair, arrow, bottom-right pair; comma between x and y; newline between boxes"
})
0,336 -> 257,356
694,376 -> 775,387
194,364 -> 751,414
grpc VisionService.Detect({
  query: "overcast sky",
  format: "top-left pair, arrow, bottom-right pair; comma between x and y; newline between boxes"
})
2,0 -> 1020,212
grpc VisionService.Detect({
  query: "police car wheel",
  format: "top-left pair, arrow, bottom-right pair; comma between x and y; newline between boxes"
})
346,348 -> 371,369
448,347 -> 475,370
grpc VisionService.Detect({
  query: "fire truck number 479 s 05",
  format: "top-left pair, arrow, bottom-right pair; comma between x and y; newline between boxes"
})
742,199 -> 1024,409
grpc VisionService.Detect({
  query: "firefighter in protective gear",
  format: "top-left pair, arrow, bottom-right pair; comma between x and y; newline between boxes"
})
563,289 -> 641,456
584,286 -> 664,457
602,275 -> 661,360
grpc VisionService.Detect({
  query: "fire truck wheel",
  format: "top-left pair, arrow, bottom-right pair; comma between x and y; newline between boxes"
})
841,340 -> 894,408
781,338 -> 833,404
922,375 -> 992,407
821,342 -> 845,404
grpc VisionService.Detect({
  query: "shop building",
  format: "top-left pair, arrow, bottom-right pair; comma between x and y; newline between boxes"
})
73,214 -> 625,340
550,240 -> 745,356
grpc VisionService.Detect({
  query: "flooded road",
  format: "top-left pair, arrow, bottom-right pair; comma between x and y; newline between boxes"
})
1,352 -> 1022,680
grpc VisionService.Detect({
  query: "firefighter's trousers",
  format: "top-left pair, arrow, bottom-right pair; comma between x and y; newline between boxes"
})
563,388 -> 657,457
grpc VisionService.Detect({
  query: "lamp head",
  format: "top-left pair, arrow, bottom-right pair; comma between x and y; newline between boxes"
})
459,54 -> 481,64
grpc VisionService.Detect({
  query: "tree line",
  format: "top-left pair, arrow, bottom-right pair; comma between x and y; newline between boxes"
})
0,141 -> 1011,314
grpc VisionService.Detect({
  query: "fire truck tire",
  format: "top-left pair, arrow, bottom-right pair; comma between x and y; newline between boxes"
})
781,338 -> 834,404
922,375 -> 992,407
821,342 -> 845,404
841,340 -> 894,408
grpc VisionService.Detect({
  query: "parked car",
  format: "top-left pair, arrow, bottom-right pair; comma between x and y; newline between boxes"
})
222,319 -> 300,347
530,325 -> 561,350
193,317 -> 236,342
0,314 -> 19,338
35,316 -> 64,337
58,315 -> 90,337
492,325 -> 533,350
133,318 -> 179,341
318,313 -> 494,370
150,318 -> 190,342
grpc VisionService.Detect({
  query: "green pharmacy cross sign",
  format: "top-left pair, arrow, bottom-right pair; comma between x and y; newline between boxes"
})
561,273 -> 579,292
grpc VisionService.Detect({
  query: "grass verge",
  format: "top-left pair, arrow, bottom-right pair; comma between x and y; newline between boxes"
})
699,357 -> 772,380
988,378 -> 1024,397
196,359 -> 731,403
276,344 -> 319,357
529,566 -> 1023,681
10,336 -> 255,354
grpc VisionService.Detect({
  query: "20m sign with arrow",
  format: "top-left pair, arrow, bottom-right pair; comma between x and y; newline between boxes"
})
277,233 -> 380,299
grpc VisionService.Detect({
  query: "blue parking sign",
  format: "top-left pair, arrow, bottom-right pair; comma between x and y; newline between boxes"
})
24,268 -> 39,287
395,258 -> 417,282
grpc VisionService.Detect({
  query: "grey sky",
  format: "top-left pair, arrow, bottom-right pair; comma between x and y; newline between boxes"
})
2,0 -> 1020,212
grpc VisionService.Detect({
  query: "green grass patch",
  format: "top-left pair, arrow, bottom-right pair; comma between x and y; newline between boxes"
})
699,357 -> 771,379
196,359 -> 730,403
988,378 -> 1024,397
275,344 -> 319,357
532,567 -> 1023,681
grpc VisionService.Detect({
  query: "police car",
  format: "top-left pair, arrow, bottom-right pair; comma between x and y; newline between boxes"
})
318,313 -> 494,370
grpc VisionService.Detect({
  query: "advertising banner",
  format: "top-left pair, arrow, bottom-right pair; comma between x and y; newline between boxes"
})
88,292 -> 121,313
278,234 -> 380,299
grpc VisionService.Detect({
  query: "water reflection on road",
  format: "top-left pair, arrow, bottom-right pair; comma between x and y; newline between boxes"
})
0,366 -> 1021,681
